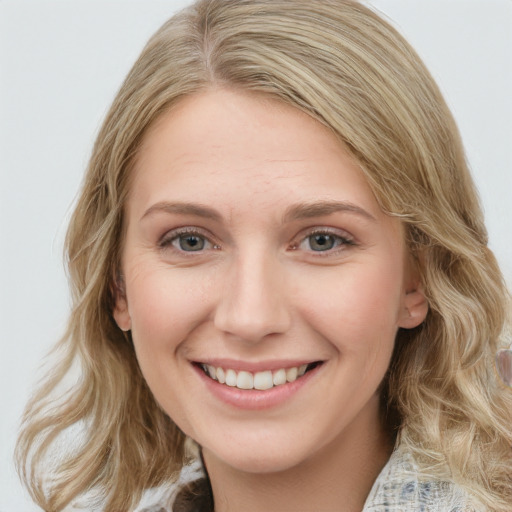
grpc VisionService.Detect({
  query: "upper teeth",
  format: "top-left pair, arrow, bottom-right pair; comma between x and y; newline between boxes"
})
201,364 -> 308,390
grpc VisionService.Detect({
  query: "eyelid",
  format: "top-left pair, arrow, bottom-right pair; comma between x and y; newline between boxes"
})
306,226 -> 354,240
290,226 -> 356,255
158,226 -> 219,251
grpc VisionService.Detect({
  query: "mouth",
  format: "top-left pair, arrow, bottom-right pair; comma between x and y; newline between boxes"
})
197,361 -> 323,391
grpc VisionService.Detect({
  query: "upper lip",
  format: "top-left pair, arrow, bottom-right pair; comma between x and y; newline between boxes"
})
194,358 -> 323,373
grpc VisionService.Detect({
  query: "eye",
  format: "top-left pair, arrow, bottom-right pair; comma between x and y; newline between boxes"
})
173,234 -> 207,251
307,233 -> 338,251
295,229 -> 355,254
159,228 -> 217,253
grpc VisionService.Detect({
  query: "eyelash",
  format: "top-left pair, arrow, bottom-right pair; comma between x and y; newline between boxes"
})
158,227 -> 220,254
158,227 -> 356,256
290,228 -> 356,256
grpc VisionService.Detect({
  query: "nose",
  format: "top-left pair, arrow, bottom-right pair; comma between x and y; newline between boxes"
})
213,249 -> 292,343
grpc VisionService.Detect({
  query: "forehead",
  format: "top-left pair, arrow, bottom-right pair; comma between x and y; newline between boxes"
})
136,88 -> 350,171
132,89 -> 380,207
123,88 -> 407,248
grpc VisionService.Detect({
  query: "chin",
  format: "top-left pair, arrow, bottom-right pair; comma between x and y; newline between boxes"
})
199,430 -> 317,475
208,449 -> 305,475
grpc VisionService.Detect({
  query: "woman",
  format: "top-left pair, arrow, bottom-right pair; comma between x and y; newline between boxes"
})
16,1 -> 512,511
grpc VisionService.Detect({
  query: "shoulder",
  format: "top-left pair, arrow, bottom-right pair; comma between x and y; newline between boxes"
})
363,447 -> 484,512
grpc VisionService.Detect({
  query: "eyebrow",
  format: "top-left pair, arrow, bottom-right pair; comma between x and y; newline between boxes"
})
283,200 -> 377,223
141,201 -> 222,222
140,199 -> 376,224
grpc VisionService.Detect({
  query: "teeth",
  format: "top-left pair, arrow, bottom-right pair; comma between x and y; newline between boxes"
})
216,366 -> 225,384
286,367 -> 298,382
237,371 -> 253,390
225,369 -> 237,387
272,368 -> 287,386
206,365 -> 216,379
254,370 -> 273,390
201,363 -> 317,390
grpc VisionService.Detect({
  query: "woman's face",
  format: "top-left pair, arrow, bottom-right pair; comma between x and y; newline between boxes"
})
114,89 -> 427,474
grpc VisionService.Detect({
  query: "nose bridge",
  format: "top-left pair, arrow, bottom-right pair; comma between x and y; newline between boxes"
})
214,243 -> 291,342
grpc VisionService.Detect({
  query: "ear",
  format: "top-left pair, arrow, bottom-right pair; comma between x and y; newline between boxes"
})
398,284 -> 428,329
112,272 -> 131,331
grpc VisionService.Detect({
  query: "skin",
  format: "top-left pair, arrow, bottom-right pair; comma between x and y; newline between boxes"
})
114,89 -> 428,512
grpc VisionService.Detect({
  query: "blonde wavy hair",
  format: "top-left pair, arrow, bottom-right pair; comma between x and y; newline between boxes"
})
16,0 -> 512,510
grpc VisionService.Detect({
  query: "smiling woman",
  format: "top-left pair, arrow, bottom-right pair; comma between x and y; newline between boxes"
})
15,1 -> 512,511
114,90 -> 427,495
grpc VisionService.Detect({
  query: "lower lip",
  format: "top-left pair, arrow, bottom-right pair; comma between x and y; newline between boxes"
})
193,364 -> 323,410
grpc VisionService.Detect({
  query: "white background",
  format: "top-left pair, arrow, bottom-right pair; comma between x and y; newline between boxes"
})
1,1 -> 511,510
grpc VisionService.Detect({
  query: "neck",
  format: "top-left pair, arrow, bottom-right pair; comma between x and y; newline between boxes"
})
202,397 -> 393,512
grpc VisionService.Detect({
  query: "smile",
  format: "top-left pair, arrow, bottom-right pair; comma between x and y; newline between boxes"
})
199,362 -> 322,391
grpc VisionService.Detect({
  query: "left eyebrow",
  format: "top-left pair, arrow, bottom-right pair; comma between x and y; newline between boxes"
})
282,200 -> 377,223
140,201 -> 223,223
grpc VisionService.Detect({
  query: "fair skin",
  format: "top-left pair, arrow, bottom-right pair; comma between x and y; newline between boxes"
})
114,89 -> 428,512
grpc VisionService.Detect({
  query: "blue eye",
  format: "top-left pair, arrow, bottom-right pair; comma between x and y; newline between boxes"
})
173,234 -> 206,252
297,230 -> 354,253
159,229 -> 216,253
308,234 -> 337,251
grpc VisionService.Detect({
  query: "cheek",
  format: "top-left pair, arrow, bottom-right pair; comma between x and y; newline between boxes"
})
295,260 -> 404,336
291,259 -> 404,383
125,265 -> 217,429
127,265 -> 216,359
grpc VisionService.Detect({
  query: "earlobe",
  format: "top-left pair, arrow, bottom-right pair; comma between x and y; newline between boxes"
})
112,272 -> 131,331
113,297 -> 132,331
398,286 -> 429,329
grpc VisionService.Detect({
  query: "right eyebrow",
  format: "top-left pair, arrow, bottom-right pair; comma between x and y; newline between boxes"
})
140,201 -> 223,222
282,200 -> 377,223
